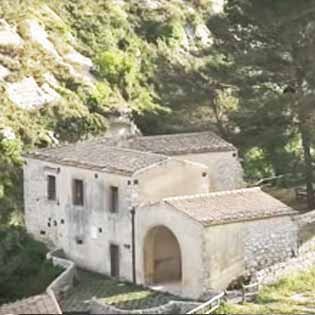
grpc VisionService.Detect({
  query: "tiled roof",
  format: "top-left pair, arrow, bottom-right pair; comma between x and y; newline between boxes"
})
165,187 -> 297,226
0,294 -> 61,315
26,143 -> 169,176
95,131 -> 236,155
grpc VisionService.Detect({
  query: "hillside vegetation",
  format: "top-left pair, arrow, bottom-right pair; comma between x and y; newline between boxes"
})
1,0 -> 315,222
0,0 -> 221,224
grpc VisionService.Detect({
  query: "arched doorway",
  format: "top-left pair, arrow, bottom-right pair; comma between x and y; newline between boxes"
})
144,226 -> 182,284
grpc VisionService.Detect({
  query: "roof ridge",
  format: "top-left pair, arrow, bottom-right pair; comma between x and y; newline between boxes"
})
31,144 -> 169,159
132,130 -> 220,140
164,187 -> 262,202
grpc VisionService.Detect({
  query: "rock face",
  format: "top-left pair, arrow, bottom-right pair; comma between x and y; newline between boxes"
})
25,20 -> 61,60
0,64 -> 10,80
0,19 -> 23,47
1,15 -> 97,109
7,77 -> 60,109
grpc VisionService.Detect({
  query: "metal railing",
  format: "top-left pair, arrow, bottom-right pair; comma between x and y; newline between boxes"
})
187,292 -> 225,314
241,282 -> 259,303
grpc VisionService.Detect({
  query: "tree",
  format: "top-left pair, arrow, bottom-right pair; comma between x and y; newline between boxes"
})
207,0 -> 315,209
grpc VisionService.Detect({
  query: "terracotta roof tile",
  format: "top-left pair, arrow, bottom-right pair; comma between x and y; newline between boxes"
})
0,294 -> 61,315
26,144 -> 168,176
165,187 -> 297,226
96,131 -> 236,155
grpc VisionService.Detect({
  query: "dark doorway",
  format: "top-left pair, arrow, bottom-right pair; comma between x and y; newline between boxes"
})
110,244 -> 120,278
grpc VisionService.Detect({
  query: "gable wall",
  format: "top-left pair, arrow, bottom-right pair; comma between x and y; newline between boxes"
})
135,203 -> 205,299
176,151 -> 244,192
133,159 -> 209,205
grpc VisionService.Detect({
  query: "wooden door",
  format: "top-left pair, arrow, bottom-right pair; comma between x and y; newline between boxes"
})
110,244 -> 119,278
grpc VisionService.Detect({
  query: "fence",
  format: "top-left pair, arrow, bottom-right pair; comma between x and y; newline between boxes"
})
241,282 -> 259,303
187,292 -> 225,314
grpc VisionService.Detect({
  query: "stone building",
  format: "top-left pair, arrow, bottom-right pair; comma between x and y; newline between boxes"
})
93,131 -> 244,191
23,131 -> 298,299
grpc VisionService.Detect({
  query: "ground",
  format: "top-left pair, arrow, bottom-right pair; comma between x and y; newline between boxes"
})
263,186 -> 308,212
61,269 -> 183,313
216,268 -> 315,314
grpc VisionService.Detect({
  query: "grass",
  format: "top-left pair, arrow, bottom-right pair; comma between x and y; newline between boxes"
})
216,268 -> 315,314
62,269 -> 182,312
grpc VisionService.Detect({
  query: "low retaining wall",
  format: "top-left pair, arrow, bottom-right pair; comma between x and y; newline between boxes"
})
90,299 -> 200,315
46,249 -> 77,309
253,233 -> 315,286
294,209 -> 315,228
244,216 -> 298,274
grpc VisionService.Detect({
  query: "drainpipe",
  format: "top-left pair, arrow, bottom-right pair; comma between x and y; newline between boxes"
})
130,207 -> 136,284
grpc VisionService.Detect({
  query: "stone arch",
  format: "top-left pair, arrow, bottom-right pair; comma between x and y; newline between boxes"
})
144,225 -> 182,284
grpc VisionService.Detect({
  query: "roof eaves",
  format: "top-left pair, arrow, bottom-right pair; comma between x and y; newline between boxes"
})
24,153 -> 132,176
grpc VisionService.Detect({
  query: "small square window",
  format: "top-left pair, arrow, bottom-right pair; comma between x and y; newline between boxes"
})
47,175 -> 56,201
73,179 -> 84,206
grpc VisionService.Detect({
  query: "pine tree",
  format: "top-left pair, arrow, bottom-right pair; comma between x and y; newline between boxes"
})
208,0 -> 315,209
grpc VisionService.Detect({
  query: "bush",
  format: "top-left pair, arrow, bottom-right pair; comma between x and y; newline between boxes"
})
0,227 -> 63,304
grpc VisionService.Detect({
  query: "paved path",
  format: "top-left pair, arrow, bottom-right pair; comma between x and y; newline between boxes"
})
60,269 -> 180,313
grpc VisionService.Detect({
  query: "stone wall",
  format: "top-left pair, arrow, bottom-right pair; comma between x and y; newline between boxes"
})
90,298 -> 200,315
254,233 -> 315,286
177,151 -> 244,192
244,216 -> 298,274
46,249 -> 77,305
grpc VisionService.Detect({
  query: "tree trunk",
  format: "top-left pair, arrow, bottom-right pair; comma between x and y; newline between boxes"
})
300,123 -> 315,209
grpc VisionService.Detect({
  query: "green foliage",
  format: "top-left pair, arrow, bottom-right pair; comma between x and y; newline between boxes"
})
207,0 -> 315,193
95,50 -> 137,87
0,227 -> 63,304
216,268 -> 315,314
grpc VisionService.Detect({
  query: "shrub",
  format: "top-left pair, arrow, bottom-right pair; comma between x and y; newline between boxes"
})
0,227 -> 63,304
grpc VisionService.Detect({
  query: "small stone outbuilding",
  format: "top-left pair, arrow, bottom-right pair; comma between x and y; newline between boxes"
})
136,188 -> 298,298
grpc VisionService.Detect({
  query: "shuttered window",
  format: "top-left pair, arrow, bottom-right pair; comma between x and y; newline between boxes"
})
73,179 -> 84,206
47,175 -> 56,201
110,186 -> 118,213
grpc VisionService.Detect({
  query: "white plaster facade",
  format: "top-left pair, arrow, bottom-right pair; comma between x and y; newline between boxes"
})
135,201 -> 297,299
24,156 -> 208,286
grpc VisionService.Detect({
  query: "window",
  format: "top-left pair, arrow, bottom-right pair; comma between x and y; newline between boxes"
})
73,179 -> 84,206
110,186 -> 119,213
47,175 -> 56,201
